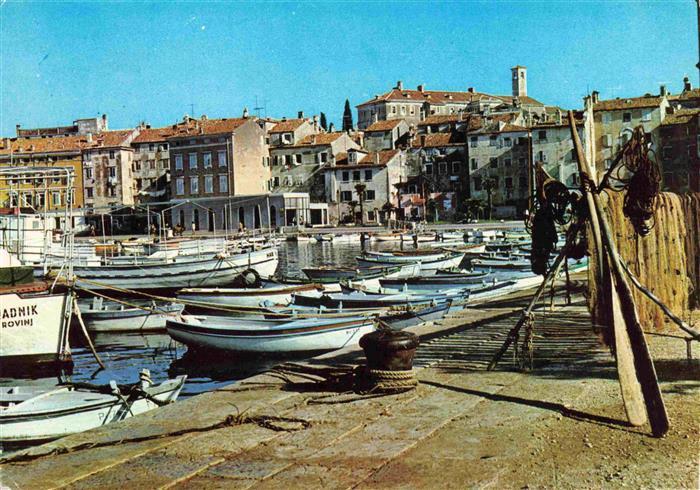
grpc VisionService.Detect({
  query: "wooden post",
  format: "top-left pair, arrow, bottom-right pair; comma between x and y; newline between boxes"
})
568,111 -> 669,437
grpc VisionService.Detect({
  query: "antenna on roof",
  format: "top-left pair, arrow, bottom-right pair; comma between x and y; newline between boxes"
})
189,103 -> 195,119
253,96 -> 266,119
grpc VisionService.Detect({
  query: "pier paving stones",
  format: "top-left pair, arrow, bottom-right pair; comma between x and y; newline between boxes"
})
2,288 -> 698,489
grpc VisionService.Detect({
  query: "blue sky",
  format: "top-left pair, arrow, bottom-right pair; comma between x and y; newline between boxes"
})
0,1 -> 696,135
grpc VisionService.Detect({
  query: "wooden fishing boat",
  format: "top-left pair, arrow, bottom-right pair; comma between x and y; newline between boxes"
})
79,298 -> 184,332
372,231 -> 405,242
54,248 -> 279,293
357,252 -> 464,271
292,290 -> 448,309
401,233 -> 437,243
302,264 -> 420,283
471,258 -> 531,270
0,371 -> 186,446
166,314 -> 376,353
379,270 -> 489,287
0,266 -> 71,370
176,283 -> 322,312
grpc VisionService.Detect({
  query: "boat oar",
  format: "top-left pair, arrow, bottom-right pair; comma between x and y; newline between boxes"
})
72,294 -> 106,370
568,111 -> 669,437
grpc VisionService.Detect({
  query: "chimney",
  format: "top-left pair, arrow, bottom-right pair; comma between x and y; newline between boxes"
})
242,107 -> 249,118
417,84 -> 425,92
467,87 -> 474,93
201,114 -> 208,120
591,91 -> 600,104
281,116 -> 287,122
15,124 -> 20,135
297,111 -> 304,119
660,85 -> 667,97
312,115 -> 318,130
183,114 -> 190,122
374,153 -> 380,165
396,80 -> 403,90
683,77 -> 692,92
329,122 -> 335,132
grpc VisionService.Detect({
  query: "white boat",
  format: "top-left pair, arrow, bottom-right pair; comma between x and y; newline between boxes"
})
373,232 -> 405,242
401,233 -> 437,243
176,283 -> 322,312
79,298 -> 184,332
166,314 -> 376,353
55,248 -> 279,292
471,258 -> 531,270
0,265 -> 72,369
315,234 -> 334,242
357,252 -> 465,271
0,371 -> 186,446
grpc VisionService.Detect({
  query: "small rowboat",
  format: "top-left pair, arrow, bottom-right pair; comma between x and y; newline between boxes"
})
79,298 -> 184,332
302,264 -> 420,283
379,270 -> 488,287
471,258 -> 531,270
0,370 -> 186,446
166,314 -> 376,353
357,252 -> 464,271
401,233 -> 437,243
176,283 -> 322,312
293,290 -> 449,309
315,234 -> 334,242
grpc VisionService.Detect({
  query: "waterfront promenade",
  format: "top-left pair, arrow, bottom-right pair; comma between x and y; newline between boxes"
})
1,286 -> 698,489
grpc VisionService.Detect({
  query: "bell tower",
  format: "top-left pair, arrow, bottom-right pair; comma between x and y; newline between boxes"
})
511,65 -> 527,98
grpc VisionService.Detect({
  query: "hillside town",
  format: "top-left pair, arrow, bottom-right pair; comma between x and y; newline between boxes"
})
1,66 -> 698,233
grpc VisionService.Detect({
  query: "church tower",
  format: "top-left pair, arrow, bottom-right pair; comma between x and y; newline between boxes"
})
511,66 -> 527,98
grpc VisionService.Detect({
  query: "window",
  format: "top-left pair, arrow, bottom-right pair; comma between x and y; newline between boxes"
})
391,106 -> 397,114
149,143 -> 155,152
470,137 -> 478,148
109,150 -> 115,159
218,151 -> 227,167
425,164 -> 433,174
364,170 -> 372,181
622,112 -> 632,123
489,158 -> 498,168
365,190 -> 376,200
190,176 -> 199,194
160,158 -> 169,169
188,153 -> 197,169
505,177 -> 513,188
602,113 -> 612,124
505,158 -> 512,167
452,162 -> 459,174
538,130 -> 547,141
342,171 -> 350,182
320,152 -> 328,163
176,178 -> 184,195
148,159 -> 155,169
86,187 -> 93,198
85,168 -> 93,179
51,192 -> 61,206
108,167 -> 116,177
439,163 -> 447,174
348,152 -> 357,164
204,175 -> 213,193
489,135 -> 498,146
285,155 -> 293,165
175,154 -> 183,170
203,153 -> 212,168
219,175 -> 228,193
641,109 -> 652,122
341,190 -> 352,202
367,210 -> 376,221
504,137 -> 512,147
470,158 -> 477,170
353,170 -> 361,181
273,176 -> 280,187
295,154 -> 302,164
473,177 -> 482,191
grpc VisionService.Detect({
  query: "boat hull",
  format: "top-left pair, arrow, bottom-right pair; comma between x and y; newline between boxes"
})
176,284 -> 321,311
81,303 -> 184,332
0,291 -> 71,365
166,316 -> 376,353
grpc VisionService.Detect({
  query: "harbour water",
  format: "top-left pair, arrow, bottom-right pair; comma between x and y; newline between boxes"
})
0,239 -> 537,399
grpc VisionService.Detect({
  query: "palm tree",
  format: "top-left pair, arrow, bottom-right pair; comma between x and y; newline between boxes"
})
355,184 -> 366,225
483,178 -> 498,220
348,200 -> 359,224
381,201 -> 395,224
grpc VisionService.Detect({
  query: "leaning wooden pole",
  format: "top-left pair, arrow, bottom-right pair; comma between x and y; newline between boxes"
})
568,111 -> 669,437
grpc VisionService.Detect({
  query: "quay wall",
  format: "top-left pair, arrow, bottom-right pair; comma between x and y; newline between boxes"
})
588,191 -> 698,333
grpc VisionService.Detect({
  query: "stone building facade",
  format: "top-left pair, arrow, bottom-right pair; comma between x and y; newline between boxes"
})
362,120 -> 410,151
131,126 -> 176,204
324,148 -> 406,224
659,108 -> 700,193
168,116 -> 270,231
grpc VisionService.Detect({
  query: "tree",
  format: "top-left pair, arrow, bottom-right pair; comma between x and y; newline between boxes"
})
463,199 -> 485,221
483,177 -> 498,220
320,112 -> 328,131
355,184 -> 367,225
426,199 -> 439,223
347,200 -> 359,223
342,99 -> 353,131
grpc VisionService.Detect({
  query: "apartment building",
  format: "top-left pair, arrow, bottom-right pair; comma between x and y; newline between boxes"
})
362,119 -> 410,151
269,131 -> 359,200
659,108 -> 700,193
324,148 -> 406,224
131,125 -> 177,203
168,115 -> 270,231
